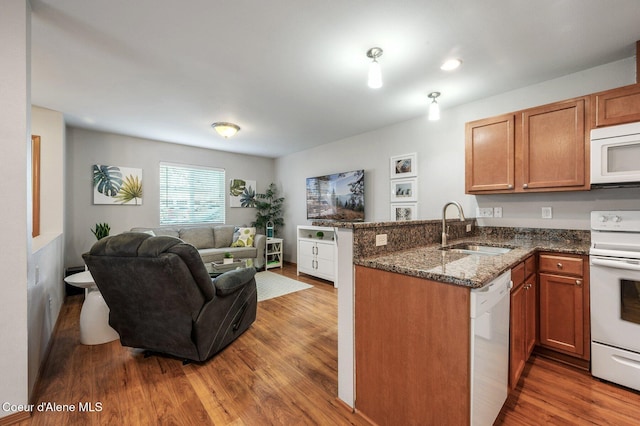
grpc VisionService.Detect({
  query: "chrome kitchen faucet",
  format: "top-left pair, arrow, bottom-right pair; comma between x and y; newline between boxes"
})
442,201 -> 466,247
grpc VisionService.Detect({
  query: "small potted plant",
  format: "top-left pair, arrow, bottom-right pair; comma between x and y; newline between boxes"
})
223,252 -> 234,264
91,222 -> 110,240
316,231 -> 324,240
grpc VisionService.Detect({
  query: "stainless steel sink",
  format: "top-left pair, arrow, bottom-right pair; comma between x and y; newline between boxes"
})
440,243 -> 513,256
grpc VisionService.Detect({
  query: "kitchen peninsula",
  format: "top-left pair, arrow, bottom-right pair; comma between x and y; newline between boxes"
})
326,219 -> 590,425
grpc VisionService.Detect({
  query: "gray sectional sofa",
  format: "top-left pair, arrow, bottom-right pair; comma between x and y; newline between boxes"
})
130,225 -> 266,269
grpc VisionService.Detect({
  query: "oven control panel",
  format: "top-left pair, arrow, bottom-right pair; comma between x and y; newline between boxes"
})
591,211 -> 640,232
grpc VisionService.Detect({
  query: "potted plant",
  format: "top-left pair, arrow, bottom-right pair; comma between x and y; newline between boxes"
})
252,183 -> 285,237
316,231 -> 324,239
90,222 -> 110,240
223,252 -> 234,264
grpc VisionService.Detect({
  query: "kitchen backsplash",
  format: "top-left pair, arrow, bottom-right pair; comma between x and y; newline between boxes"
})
314,220 -> 590,260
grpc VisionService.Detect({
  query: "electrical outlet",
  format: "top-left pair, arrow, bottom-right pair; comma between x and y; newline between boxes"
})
542,207 -> 553,219
375,234 -> 388,246
476,207 -> 493,218
466,224 -> 472,232
493,207 -> 503,218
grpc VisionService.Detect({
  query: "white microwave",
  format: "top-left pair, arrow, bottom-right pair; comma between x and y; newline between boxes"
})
591,122 -> 640,187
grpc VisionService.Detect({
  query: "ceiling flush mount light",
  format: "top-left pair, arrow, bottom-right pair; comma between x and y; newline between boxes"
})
366,47 -> 383,89
211,122 -> 240,138
440,58 -> 462,71
428,92 -> 441,121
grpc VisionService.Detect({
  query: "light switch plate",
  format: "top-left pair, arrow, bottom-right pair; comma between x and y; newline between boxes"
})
542,207 -> 553,219
476,207 -> 494,218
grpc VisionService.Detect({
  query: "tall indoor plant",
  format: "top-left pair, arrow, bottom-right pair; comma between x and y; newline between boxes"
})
252,183 -> 284,237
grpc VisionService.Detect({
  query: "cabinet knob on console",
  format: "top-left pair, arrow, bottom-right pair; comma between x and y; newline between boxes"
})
523,183 -> 529,189
575,279 -> 582,287
556,263 -> 563,269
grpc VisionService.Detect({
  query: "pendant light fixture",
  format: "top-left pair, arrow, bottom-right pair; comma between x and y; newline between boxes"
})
428,92 -> 441,121
211,122 -> 241,138
366,47 -> 383,89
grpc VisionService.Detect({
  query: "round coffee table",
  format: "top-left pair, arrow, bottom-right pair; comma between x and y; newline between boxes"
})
64,270 -> 119,345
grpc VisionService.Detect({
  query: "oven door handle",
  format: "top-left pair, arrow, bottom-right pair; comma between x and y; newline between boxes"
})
591,257 -> 640,271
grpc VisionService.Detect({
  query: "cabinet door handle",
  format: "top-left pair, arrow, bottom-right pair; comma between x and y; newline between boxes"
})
523,183 -> 528,189
556,262 -> 563,269
576,279 -> 582,287
507,184 -> 513,189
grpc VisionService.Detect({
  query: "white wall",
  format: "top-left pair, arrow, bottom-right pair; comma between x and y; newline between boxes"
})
0,0 -> 30,419
65,128 -> 275,267
276,57 -> 640,263
28,106 -> 66,399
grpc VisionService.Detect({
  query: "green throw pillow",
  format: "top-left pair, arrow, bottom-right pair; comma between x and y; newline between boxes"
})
233,227 -> 256,247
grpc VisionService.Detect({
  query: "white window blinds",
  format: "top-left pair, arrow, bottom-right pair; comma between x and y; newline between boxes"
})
159,162 -> 225,225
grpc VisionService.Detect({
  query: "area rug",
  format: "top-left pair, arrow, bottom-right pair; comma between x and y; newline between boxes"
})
255,271 -> 313,302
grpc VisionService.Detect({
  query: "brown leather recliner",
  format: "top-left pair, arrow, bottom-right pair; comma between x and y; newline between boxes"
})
82,232 -> 257,362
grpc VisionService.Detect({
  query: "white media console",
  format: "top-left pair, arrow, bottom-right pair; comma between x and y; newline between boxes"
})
296,225 -> 337,284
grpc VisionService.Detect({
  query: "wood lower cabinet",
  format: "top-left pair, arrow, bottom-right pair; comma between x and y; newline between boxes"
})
509,255 -> 537,389
538,253 -> 590,361
465,114 -> 515,193
524,273 -> 537,356
354,266 -> 471,426
593,83 -> 640,127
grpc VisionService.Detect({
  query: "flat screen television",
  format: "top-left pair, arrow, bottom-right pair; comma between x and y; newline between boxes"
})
306,169 -> 364,221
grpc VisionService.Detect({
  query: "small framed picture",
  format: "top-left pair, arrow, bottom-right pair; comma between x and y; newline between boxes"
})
390,178 -> 417,202
390,153 -> 417,179
391,203 -> 418,221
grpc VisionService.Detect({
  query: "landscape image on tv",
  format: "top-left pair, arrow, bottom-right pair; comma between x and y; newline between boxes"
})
306,169 -> 364,221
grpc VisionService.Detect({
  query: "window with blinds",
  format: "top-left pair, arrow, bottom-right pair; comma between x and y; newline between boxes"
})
159,162 -> 225,225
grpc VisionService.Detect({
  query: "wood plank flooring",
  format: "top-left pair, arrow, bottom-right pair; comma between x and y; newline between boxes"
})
17,264 -> 640,425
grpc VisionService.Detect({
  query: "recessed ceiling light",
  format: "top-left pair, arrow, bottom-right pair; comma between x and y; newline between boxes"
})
441,58 -> 462,71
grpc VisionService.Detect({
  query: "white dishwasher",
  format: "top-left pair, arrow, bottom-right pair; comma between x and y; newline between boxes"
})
470,270 -> 511,426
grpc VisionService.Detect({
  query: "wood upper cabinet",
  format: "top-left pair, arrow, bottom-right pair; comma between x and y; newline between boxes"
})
593,83 -> 640,128
465,114 -> 515,193
465,97 -> 590,194
520,98 -> 588,191
538,253 -> 590,360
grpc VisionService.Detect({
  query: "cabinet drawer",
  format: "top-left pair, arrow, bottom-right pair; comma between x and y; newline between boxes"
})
539,254 -> 583,277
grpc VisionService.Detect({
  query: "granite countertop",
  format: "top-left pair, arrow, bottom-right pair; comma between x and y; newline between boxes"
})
354,235 -> 590,289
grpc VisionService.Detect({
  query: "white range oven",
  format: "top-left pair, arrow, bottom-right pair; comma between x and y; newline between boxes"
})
590,210 -> 640,391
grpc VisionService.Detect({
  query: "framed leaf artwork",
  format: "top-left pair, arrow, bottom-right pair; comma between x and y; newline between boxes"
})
93,164 -> 143,205
229,179 -> 256,208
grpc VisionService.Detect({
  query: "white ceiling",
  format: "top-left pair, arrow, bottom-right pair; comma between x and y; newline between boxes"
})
30,0 -> 640,158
